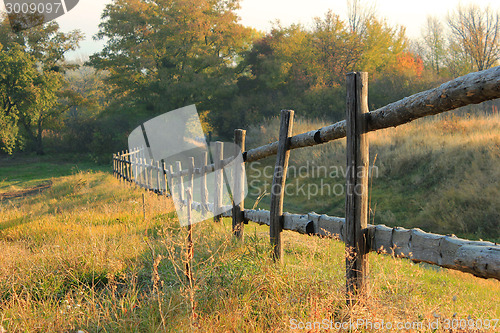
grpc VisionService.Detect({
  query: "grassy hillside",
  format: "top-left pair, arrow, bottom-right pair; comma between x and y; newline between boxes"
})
245,113 -> 500,242
0,156 -> 499,332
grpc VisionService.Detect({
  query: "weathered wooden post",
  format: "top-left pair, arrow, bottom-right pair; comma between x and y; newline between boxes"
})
185,188 -> 194,284
142,157 -> 147,189
345,72 -> 370,303
176,161 -> 185,205
148,160 -> 155,191
185,187 -> 196,320
232,129 -> 246,239
214,141 -> 224,222
123,150 -> 127,182
161,161 -> 167,195
142,158 -> 148,189
113,153 -> 116,178
270,110 -> 294,263
133,151 -> 138,186
117,151 -> 122,181
201,152 -> 209,216
167,165 -> 174,197
116,152 -> 120,180
145,158 -> 150,189
126,151 -> 131,184
121,151 -> 126,181
139,158 -> 145,188
136,157 -> 141,186
156,160 -> 161,193
188,157 -> 195,202
123,150 -> 129,183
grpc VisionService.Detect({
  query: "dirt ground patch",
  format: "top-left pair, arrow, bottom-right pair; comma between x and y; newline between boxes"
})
0,181 -> 53,201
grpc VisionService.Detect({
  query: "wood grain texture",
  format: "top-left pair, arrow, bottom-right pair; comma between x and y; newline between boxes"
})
214,141 -> 224,222
232,129 -> 246,239
345,72 -> 369,299
201,152 -> 209,215
270,110 -> 294,263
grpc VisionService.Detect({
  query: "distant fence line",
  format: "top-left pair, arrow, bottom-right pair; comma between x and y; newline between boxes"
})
113,67 -> 500,301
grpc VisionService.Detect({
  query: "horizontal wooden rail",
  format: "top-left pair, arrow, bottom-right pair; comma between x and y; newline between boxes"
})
172,199 -> 500,281
247,209 -> 499,280
368,225 -> 500,280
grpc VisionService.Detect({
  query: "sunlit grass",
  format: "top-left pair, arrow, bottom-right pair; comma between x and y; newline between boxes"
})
0,125 -> 499,331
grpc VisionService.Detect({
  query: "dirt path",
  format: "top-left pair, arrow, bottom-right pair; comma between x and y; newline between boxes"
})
0,181 -> 53,201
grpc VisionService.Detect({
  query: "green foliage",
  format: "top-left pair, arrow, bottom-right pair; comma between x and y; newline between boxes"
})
220,12 -> 419,136
89,0 -> 256,140
0,17 -> 83,155
3,2 -> 499,157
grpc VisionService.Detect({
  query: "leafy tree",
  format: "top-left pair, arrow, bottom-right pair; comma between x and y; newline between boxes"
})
356,19 -> 407,75
369,51 -> 427,109
0,18 -> 83,154
89,0 -> 256,135
224,24 -> 318,131
312,11 -> 361,87
230,8 -> 412,130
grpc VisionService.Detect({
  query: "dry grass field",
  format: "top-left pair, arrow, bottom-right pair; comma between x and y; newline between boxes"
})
0,113 -> 499,332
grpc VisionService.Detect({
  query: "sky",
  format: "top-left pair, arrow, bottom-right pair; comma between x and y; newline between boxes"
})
1,0 -> 500,60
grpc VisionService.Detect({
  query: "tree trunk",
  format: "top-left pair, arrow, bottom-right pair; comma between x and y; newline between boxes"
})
35,120 -> 44,155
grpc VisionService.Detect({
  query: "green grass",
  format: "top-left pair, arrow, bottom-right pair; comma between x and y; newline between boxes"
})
0,153 -> 109,193
0,156 -> 499,332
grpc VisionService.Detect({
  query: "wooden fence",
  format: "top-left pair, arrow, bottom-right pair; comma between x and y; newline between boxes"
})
113,67 -> 500,301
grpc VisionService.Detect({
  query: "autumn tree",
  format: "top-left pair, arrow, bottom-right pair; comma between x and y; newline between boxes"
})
312,11 -> 361,87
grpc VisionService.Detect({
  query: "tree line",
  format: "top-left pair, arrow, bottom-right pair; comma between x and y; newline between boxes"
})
1,0 -> 499,157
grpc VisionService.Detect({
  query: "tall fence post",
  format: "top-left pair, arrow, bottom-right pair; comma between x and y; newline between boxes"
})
155,160 -> 161,193
116,152 -> 120,180
185,188 -> 194,284
125,151 -> 131,184
121,151 -> 126,181
188,157 -> 195,202
176,161 -> 185,205
117,151 -> 122,181
167,165 -> 174,197
113,154 -> 116,178
214,141 -> 224,222
143,158 -> 148,189
345,72 -> 370,303
144,158 -> 149,189
140,158 -> 146,188
161,161 -> 167,195
148,160 -> 153,191
133,151 -> 138,186
270,110 -> 294,263
232,129 -> 246,239
201,151 -> 209,216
